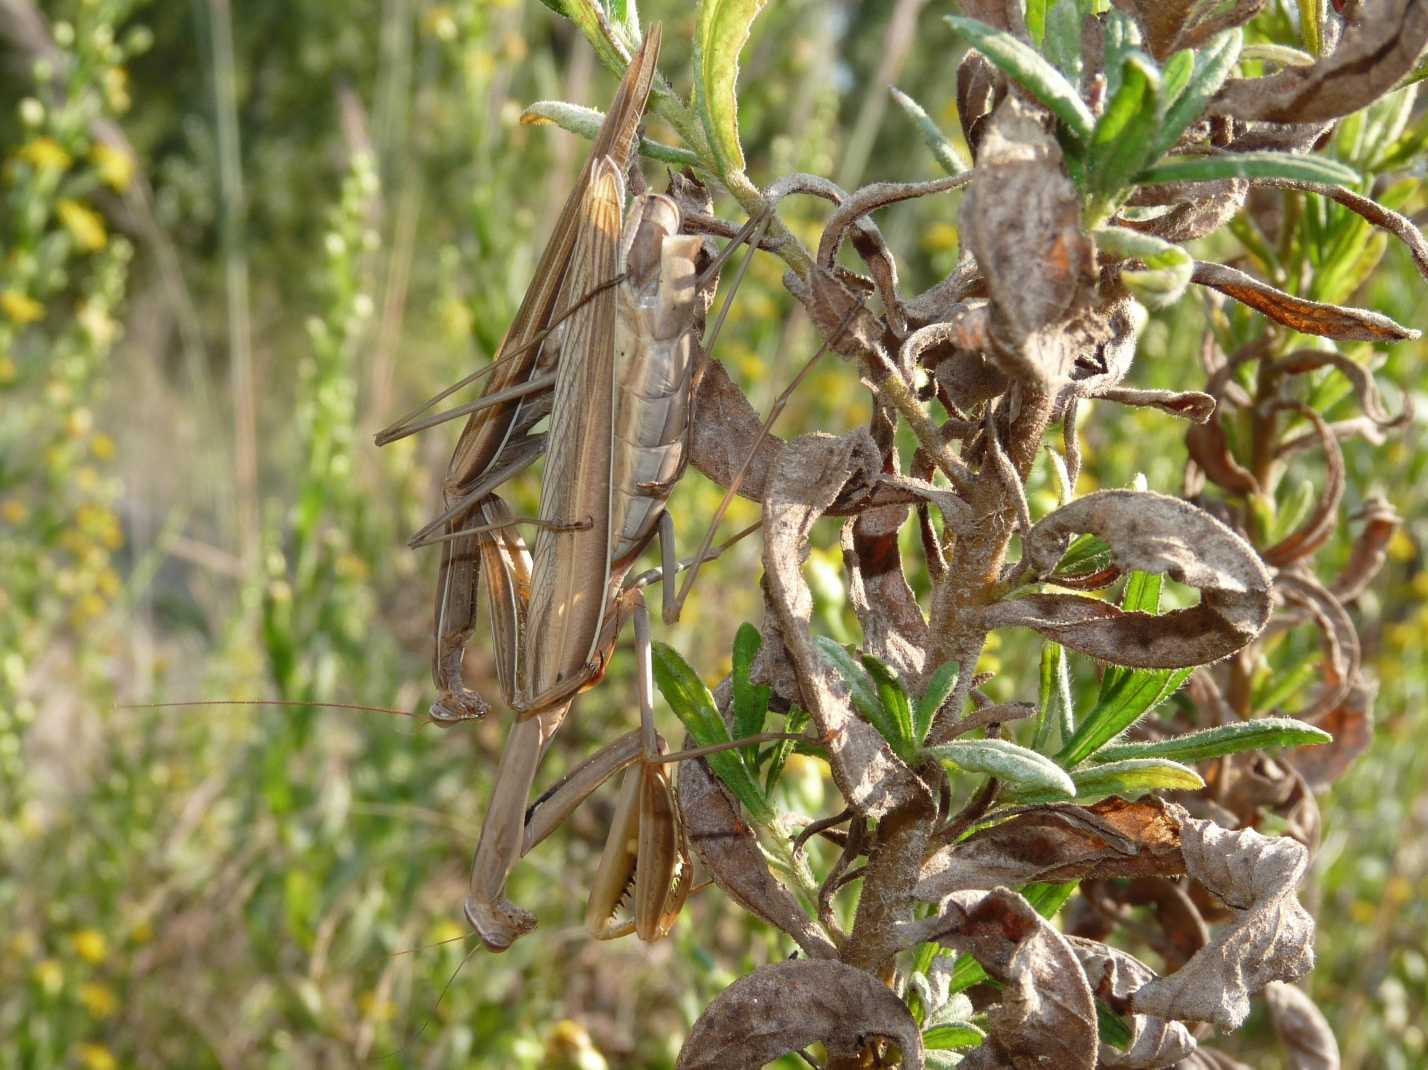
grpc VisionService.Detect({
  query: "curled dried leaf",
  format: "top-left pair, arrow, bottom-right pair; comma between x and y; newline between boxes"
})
902,888 -> 1097,1070
1212,0 -> 1428,123
1192,261 -> 1420,341
1331,498 -> 1401,603
1261,402 -> 1343,568
676,751 -> 836,958
1130,813 -> 1315,1029
762,433 -> 929,817
1287,677 -> 1376,792
917,798 -> 1186,900
1257,178 -> 1428,286
1266,980 -> 1341,1070
1274,570 -> 1361,721
983,490 -> 1273,668
843,510 -> 931,681
1116,0 -> 1264,58
1097,387 -> 1216,423
1066,936 -> 1198,1069
1270,349 -> 1411,431
674,959 -> 923,1070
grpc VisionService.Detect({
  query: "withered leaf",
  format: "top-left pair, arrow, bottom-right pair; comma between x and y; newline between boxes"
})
1173,1048 -> 1254,1070
1115,0 -> 1264,58
1131,813 -> 1315,1029
1192,262 -> 1420,341
1097,387 -> 1216,423
677,752 -> 838,959
762,433 -> 929,818
961,99 -> 1092,384
843,510 -> 930,682
1212,0 -> 1428,124
1287,677 -> 1375,792
1266,980 -> 1341,1070
983,490 -> 1272,668
903,888 -> 1097,1070
674,959 -> 923,1070
1261,402 -> 1343,568
1066,937 -> 1198,1069
1270,350 -> 1412,432
917,798 -> 1186,900
1274,570 -> 1361,721
1332,498 -> 1401,602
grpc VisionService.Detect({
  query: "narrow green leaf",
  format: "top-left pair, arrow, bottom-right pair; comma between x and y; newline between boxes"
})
923,1022 -> 986,1050
1094,227 -> 1192,309
890,86 -> 969,175
1159,49 -> 1194,110
651,642 -> 773,823
1097,569 -> 1163,700
863,655 -> 917,759
915,660 -> 961,745
1066,757 -> 1205,799
1099,9 -> 1142,101
1098,1002 -> 1134,1050
731,622 -> 770,762
1251,658 -> 1321,715
814,636 -> 885,723
1088,51 -> 1159,207
945,16 -> 1094,145
693,0 -> 770,176
1053,532 -> 1114,578
1057,666 -> 1194,767
1094,717 -> 1331,764
1034,642 -> 1075,753
1154,29 -> 1241,157
1026,0 -> 1049,45
763,707 -> 809,795
1044,0 -> 1083,83
1137,151 -> 1360,188
520,102 -> 701,167
1297,0 -> 1328,57
1240,43 -> 1316,69
927,738 -> 1076,799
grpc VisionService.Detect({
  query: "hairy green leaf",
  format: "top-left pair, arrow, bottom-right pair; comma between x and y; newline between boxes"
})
520,101 -> 700,167
731,622 -> 770,763
926,738 -> 1076,798
693,0 -> 769,176
813,636 -> 883,723
1087,51 -> 1161,212
862,655 -> 917,760
1095,227 -> 1193,308
1094,717 -> 1331,763
1138,151 -> 1360,188
945,16 -> 1094,145
923,1022 -> 986,1050
1057,666 -> 1194,767
890,86 -> 968,175
915,660 -> 962,745
1154,29 -> 1242,157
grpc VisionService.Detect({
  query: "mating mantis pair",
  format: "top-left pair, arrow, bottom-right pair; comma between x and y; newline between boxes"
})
378,28 -> 741,949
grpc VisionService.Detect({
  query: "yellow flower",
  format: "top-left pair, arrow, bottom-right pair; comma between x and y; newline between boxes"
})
34,958 -> 64,994
67,408 -> 94,438
91,433 -> 116,460
71,929 -> 108,964
2,499 -> 28,525
90,143 -> 134,191
104,66 -> 131,114
1389,528 -> 1416,562
1,289 -> 44,325
921,222 -> 959,254
429,918 -> 465,945
421,6 -> 458,39
76,1044 -> 117,1070
57,199 -> 108,252
79,981 -> 118,1018
357,990 -> 396,1022
18,136 -> 72,173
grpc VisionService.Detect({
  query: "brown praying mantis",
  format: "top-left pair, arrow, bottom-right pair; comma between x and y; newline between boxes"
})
376,28 -> 776,950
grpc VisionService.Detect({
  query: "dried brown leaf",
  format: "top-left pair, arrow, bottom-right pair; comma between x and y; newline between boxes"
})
674,959 -> 923,1070
903,888 -> 1098,1070
918,798 -> 1186,899
1274,570 -> 1361,720
1331,497 -> 1401,602
1212,0 -> 1428,123
762,433 -> 929,818
1097,387 -> 1217,423
1266,980 -> 1341,1070
1131,814 -> 1315,1029
1192,261 -> 1419,341
1287,677 -> 1375,791
1066,937 -> 1198,1069
677,751 -> 837,959
1270,350 -> 1411,430
984,490 -> 1273,668
1262,402 -> 1343,568
1257,178 -> 1428,286
1115,0 -> 1264,58
842,510 -> 930,681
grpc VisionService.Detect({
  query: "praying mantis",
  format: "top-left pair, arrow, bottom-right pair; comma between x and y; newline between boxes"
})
377,28 -> 738,949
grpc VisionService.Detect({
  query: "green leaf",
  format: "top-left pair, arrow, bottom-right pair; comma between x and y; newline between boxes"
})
1137,151 -> 1360,188
1154,29 -> 1241,157
1053,532 -> 1114,578
763,707 -> 809,795
693,0 -> 770,176
1064,757 -> 1205,800
651,641 -> 773,823
890,86 -> 969,175
1094,227 -> 1192,309
945,16 -> 1094,145
863,655 -> 917,759
926,738 -> 1076,799
1297,0 -> 1328,57
1087,51 -> 1160,213
915,660 -> 961,745
1097,569 -> 1163,699
923,1022 -> 986,1050
1098,1002 -> 1134,1050
1252,657 -> 1321,715
1099,9 -> 1142,101
814,636 -> 888,724
1159,48 -> 1194,110
1057,665 -> 1194,767
1034,642 -> 1075,753
1093,717 -> 1331,764
520,101 -> 701,167
1240,43 -> 1316,69
731,622 -> 770,762
1044,0 -> 1083,83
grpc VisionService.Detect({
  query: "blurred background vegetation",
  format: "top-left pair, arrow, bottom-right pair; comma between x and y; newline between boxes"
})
1,1 -> 1425,1067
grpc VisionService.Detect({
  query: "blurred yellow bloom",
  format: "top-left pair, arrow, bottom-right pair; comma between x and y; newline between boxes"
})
1389,528 -> 1416,562
976,653 -> 1002,677
1,289 -> 44,325
68,407 -> 94,438
91,433 -> 116,460
1350,899 -> 1377,924
2,499 -> 28,525
76,1044 -> 117,1070
546,1019 -> 608,1070
922,222 -> 959,254
72,592 -> 108,624
97,568 -> 121,598
0,355 -> 16,382
71,929 -> 108,963
18,136 -> 71,172
358,990 -> 397,1022
34,958 -> 63,994
503,32 -> 528,62
91,142 -> 134,191
104,66 -> 132,114
1387,876 -> 1413,905
422,7 -> 458,40
58,199 -> 108,251
79,981 -> 118,1018
429,918 -> 464,945
75,466 -> 101,493
334,552 -> 369,581
8,930 -> 38,959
